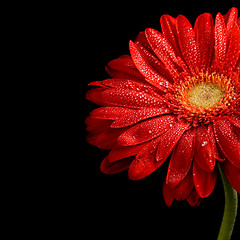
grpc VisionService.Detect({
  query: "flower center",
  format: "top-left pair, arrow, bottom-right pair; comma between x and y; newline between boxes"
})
187,83 -> 225,108
169,70 -> 239,125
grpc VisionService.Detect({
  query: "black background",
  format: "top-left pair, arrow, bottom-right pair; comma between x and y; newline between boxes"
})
81,1 -> 240,239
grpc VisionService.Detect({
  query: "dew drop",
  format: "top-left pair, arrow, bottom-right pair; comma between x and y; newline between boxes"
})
201,141 -> 208,147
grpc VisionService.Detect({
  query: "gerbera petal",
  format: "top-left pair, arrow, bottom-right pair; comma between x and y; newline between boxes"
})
85,87 -> 108,106
87,79 -> 166,106
221,161 -> 240,194
194,13 -> 214,68
145,28 -> 181,77
111,107 -> 172,128
128,137 -> 163,180
85,118 -> 116,148
99,88 -> 165,108
224,23 -> 240,71
160,14 -> 182,58
207,123 -> 224,161
213,118 -> 240,169
195,124 -> 215,172
106,55 -> 144,80
215,12 -> 227,65
93,78 -> 165,96
87,123 -> 126,149
108,143 -> 147,162
135,32 -> 182,76
101,156 -> 133,174
129,40 -> 172,91
135,31 -> 155,54
176,15 -> 201,72
118,115 -> 176,146
162,180 -> 174,206
90,106 -> 172,128
134,41 -> 173,82
90,107 -> 133,120
227,114 -> 240,128
193,161 -> 217,198
128,121 -> 189,180
156,121 -> 190,162
187,189 -> 202,206
235,57 -> 240,75
85,116 -> 111,132
166,127 -> 195,188
223,7 -> 238,32
164,169 -> 194,205
173,169 -> 194,201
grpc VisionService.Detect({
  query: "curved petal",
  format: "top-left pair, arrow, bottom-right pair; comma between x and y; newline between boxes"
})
98,88 -> 165,108
90,106 -> 172,129
108,143 -> 147,162
166,127 -> 195,188
195,124 -> 215,172
160,14 -> 182,58
176,15 -> 201,72
129,40 -> 172,91
164,169 -> 195,205
134,40 -> 173,82
105,55 -> 144,80
85,116 -> 111,132
227,114 -> 240,128
221,161 -> 240,194
111,107 -> 172,128
162,180 -> 174,206
101,156 -> 133,174
194,13 -> 214,68
85,117 -> 117,149
213,118 -> 240,169
90,78 -> 164,96
214,12 -> 227,66
145,28 -> 181,77
193,161 -> 217,198
187,189 -> 202,206
207,123 -> 224,161
135,31 -> 153,52
235,57 -> 240,75
85,87 -> 108,106
87,122 -> 126,149
156,121 -> 190,162
224,23 -> 240,71
128,137 -> 163,180
118,115 -> 176,146
173,169 -> 194,201
223,7 -> 238,32
90,107 -> 134,120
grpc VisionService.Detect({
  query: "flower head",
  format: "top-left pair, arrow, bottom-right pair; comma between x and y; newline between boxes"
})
86,7 -> 240,206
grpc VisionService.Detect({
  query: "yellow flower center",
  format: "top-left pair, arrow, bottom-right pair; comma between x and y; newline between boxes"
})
187,83 -> 225,108
168,70 -> 239,125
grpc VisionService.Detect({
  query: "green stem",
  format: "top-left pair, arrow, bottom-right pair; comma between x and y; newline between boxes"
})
217,164 -> 238,240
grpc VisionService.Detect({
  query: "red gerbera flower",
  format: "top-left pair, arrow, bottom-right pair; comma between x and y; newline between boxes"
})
86,7 -> 240,207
